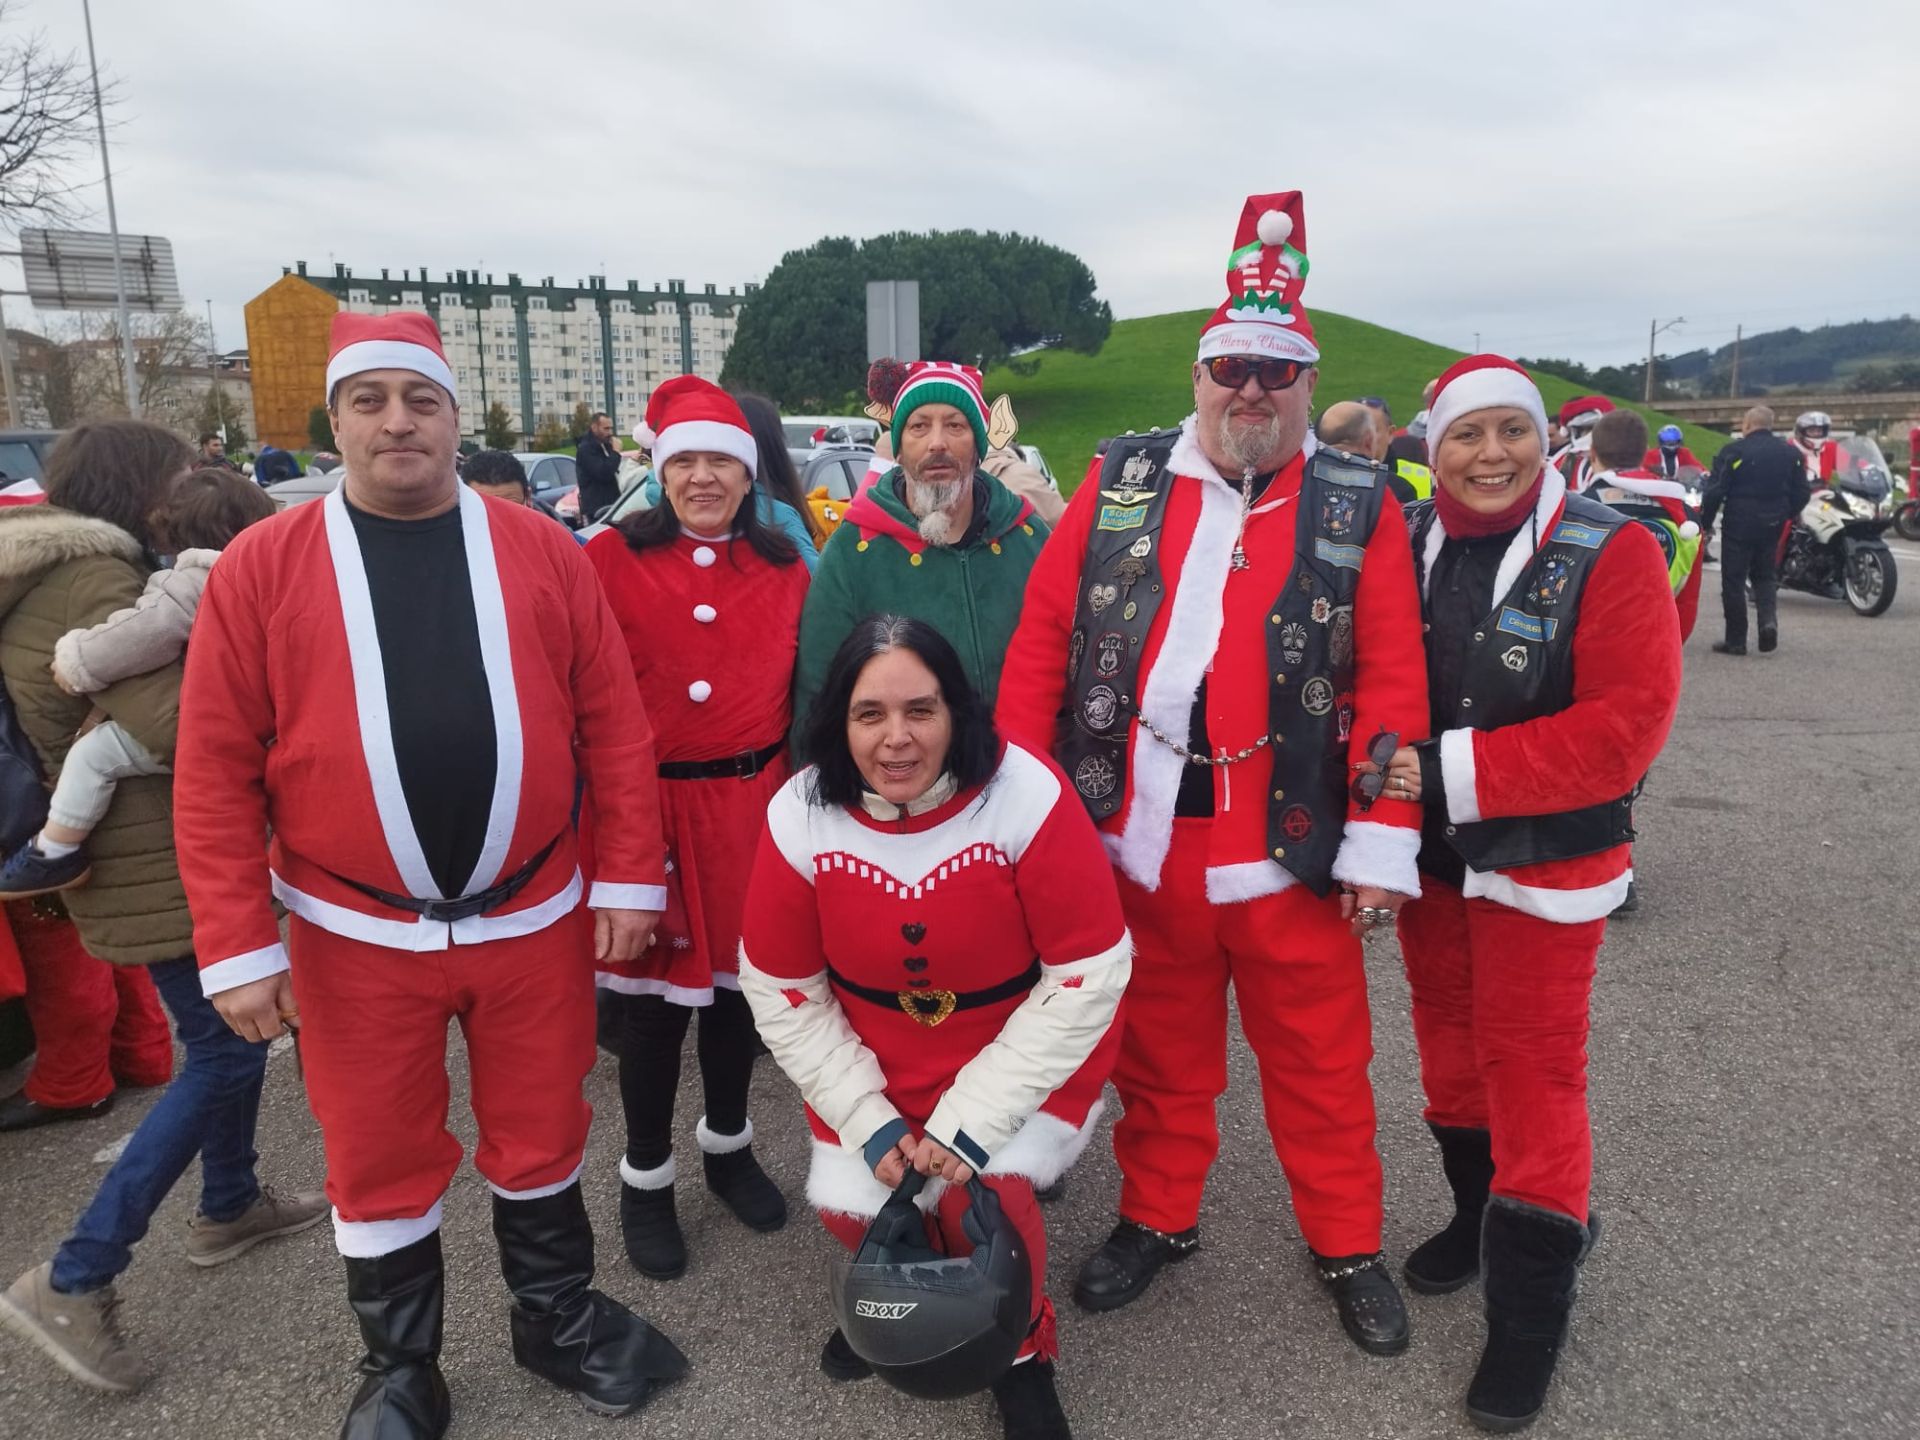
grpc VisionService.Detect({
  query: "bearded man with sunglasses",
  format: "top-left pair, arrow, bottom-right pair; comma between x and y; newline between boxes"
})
997,192 -> 1430,1354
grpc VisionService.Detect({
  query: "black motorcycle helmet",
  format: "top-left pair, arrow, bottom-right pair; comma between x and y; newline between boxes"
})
828,1171 -> 1031,1399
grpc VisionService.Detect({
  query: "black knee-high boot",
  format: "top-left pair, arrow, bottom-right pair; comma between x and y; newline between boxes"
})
340,1232 -> 452,1440
1404,1124 -> 1495,1294
1466,1196 -> 1588,1432
491,1183 -> 689,1416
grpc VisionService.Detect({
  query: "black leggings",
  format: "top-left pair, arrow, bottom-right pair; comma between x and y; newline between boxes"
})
610,987 -> 758,1170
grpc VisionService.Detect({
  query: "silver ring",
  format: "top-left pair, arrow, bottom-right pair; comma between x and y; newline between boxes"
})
1358,906 -> 1395,928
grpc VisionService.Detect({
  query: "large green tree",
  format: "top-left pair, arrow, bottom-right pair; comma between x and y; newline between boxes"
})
721,230 -> 1112,408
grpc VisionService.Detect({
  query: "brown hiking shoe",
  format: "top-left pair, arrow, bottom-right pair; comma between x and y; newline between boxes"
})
0,1261 -> 147,1393
185,1182 -> 327,1267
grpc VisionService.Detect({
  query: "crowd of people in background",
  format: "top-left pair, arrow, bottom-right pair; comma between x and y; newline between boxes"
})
0,184 -> 1879,1440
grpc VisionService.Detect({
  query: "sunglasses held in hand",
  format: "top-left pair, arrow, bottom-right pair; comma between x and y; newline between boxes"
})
1349,728 -> 1401,812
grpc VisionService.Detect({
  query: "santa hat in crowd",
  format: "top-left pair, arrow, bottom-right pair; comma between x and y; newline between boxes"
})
634,376 -> 757,477
1425,354 -> 1551,451
326,311 -> 457,405
888,361 -> 989,459
0,476 -> 45,506
1557,393 -> 1613,432
1197,191 -> 1320,365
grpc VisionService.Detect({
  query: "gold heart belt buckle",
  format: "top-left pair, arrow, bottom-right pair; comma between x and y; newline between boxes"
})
897,989 -> 958,1027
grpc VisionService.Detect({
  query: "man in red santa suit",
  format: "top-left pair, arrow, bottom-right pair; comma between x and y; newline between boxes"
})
172,312 -> 688,1438
996,191 -> 1430,1355
1550,396 -> 1612,493
1375,354 -> 1680,1431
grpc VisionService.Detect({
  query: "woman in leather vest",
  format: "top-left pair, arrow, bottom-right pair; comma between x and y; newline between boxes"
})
1366,356 -> 1681,1433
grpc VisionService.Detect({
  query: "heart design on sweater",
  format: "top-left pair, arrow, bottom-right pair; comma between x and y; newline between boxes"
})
901,922 -> 927,945
902,956 -> 929,973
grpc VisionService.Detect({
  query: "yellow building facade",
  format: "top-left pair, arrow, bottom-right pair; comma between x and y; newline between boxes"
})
244,273 -> 338,449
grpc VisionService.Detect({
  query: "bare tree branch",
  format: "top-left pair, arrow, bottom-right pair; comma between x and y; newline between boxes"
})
0,2 -> 119,226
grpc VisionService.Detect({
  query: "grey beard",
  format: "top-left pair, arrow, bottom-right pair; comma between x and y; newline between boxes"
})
904,476 -> 965,518
917,509 -> 960,546
1217,410 -> 1285,473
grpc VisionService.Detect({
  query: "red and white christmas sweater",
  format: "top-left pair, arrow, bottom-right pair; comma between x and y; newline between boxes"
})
1423,468 -> 1682,923
175,484 -> 668,993
736,742 -> 1131,1219
996,420 -> 1430,904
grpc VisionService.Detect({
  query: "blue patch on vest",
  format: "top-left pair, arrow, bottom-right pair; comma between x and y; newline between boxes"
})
1314,538 -> 1365,570
1097,502 -> 1149,532
1547,519 -> 1607,549
1318,458 -> 1377,489
1495,607 -> 1558,642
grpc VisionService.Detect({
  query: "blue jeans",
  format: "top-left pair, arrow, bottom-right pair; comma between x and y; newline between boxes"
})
50,956 -> 268,1294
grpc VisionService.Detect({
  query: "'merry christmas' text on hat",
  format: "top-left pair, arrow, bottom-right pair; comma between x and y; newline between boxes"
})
634,376 -> 758,478
1425,354 -> 1551,453
326,311 -> 457,405
1197,191 -> 1320,365
889,361 -> 989,460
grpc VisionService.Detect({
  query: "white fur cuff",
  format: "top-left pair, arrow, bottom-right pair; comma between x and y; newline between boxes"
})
695,1116 -> 755,1154
1330,820 -> 1423,899
1439,728 -> 1483,825
51,630 -> 98,697
619,1154 -> 676,1191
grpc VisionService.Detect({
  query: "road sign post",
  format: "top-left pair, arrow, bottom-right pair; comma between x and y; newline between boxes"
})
866,281 -> 921,364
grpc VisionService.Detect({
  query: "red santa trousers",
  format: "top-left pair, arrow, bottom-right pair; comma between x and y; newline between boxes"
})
1396,879 -> 1603,1221
285,907 -> 597,1255
819,1173 -> 1057,1364
8,901 -> 173,1109
1110,819 -> 1383,1257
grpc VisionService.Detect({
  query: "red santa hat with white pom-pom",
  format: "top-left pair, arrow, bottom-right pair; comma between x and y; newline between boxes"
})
1197,191 -> 1320,364
633,376 -> 758,478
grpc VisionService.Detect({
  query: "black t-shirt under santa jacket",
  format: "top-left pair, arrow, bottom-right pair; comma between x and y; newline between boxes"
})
345,497 -> 497,898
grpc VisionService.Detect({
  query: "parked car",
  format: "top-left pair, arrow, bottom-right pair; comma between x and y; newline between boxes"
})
0,429 -> 64,485
513,452 -> 580,525
264,468 -> 344,509
1019,444 -> 1056,487
780,415 -> 876,451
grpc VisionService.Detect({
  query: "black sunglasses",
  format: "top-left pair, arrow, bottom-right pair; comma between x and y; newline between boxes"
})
1348,727 -> 1401,812
1204,355 -> 1308,392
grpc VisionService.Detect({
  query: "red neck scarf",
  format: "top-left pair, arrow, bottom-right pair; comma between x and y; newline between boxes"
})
1434,467 -> 1545,540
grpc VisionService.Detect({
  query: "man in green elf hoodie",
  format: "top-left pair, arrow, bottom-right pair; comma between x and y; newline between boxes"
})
793,361 -> 1049,742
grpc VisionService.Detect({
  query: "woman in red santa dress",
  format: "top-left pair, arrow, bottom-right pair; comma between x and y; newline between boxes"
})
584,377 -> 809,1279
1370,355 -> 1682,1433
737,616 -> 1130,1440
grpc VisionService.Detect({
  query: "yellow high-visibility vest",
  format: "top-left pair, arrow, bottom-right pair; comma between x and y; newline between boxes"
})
1395,458 -> 1433,500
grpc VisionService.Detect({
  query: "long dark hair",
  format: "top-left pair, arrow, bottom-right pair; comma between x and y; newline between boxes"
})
616,448 -> 800,566
804,615 -> 1000,809
734,390 -> 824,545
43,420 -> 194,552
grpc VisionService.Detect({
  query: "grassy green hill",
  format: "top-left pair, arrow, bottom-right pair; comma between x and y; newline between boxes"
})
986,309 -> 1726,494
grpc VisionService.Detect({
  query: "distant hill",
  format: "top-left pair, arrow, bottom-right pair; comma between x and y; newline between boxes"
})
1529,316 -> 1920,399
988,309 -> 1722,493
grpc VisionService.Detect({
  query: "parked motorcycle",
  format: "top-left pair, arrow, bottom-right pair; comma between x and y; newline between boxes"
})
1781,435 -> 1898,616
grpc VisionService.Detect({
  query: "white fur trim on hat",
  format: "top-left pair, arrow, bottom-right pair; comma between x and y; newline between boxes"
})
326,339 -> 457,405
1426,366 -> 1549,455
1197,318 -> 1320,365
650,418 -> 758,479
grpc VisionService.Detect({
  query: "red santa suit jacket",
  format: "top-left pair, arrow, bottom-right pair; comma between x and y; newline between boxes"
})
1425,469 -> 1681,923
175,484 -> 667,994
996,422 -> 1430,904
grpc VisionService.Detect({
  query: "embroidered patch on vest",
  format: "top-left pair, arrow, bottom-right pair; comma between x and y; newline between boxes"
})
1314,538 -> 1365,570
1328,606 -> 1355,666
1279,805 -> 1315,842
1280,621 -> 1308,665
1067,628 -> 1087,674
1083,685 -> 1121,732
1100,488 -> 1158,507
1301,676 -> 1335,716
1094,632 -> 1126,677
1547,519 -> 1608,549
1321,492 -> 1358,537
1097,503 -> 1149,532
1495,607 -> 1559,642
1074,755 -> 1118,800
1335,689 -> 1355,742
1530,553 -> 1575,607
1087,582 -> 1117,614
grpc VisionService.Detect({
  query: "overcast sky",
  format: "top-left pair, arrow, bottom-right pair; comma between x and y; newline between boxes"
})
7,0 -> 1916,367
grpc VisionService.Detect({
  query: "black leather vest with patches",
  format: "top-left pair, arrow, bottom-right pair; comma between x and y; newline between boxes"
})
1407,491 -> 1636,872
1058,436 -> 1387,897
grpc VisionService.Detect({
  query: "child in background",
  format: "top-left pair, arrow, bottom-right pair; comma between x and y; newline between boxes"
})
0,469 -> 277,899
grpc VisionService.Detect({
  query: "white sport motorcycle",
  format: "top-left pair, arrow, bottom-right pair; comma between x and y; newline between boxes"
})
1780,435 -> 1898,617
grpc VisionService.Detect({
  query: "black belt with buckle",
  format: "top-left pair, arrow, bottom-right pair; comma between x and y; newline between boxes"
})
333,835 -> 561,924
826,960 -> 1041,1029
658,738 -> 784,782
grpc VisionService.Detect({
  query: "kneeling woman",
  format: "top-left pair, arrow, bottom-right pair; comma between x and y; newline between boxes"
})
1376,356 -> 1681,1432
738,617 -> 1129,1440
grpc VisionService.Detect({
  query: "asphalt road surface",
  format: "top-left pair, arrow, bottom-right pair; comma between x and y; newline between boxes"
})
2,572 -> 1914,1440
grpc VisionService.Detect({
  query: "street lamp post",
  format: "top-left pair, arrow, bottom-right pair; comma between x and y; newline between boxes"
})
1646,316 -> 1685,404
81,0 -> 140,418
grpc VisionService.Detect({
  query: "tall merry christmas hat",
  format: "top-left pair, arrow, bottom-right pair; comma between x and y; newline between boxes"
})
635,376 -> 758,477
326,311 -> 456,404
1557,394 -> 1614,430
1427,354 -> 1550,449
1197,192 -> 1319,365
889,361 -> 989,459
